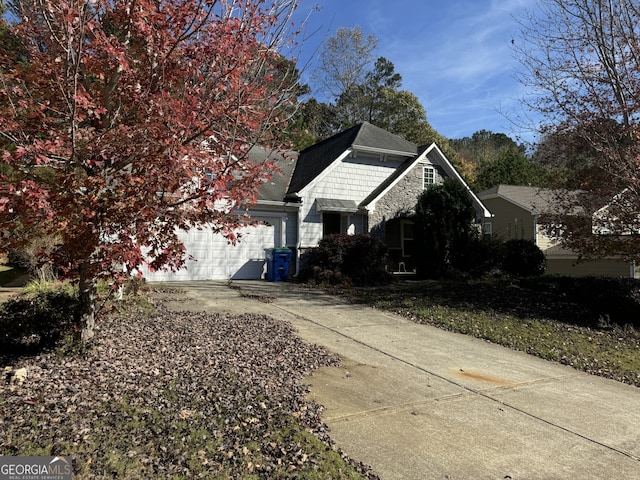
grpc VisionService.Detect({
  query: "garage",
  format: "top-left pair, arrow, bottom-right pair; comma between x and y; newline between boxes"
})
141,217 -> 281,281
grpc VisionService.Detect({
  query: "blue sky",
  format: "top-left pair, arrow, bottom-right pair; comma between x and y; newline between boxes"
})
287,0 -> 538,144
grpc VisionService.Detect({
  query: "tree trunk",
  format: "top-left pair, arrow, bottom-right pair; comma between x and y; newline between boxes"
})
78,262 -> 97,342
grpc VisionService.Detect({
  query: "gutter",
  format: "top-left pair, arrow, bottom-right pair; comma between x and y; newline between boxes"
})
283,193 -> 303,278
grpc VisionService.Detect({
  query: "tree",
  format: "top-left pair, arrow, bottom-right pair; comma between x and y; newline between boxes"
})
413,179 -> 477,279
290,26 -> 379,146
333,56 -> 401,129
451,130 -> 524,167
287,98 -> 336,150
473,147 -> 550,192
0,0 -> 301,341
450,130 -> 527,186
514,0 -> 640,261
317,25 -> 378,99
532,124 -> 611,189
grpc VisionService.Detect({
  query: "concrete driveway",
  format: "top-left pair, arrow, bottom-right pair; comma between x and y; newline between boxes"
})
159,280 -> 640,480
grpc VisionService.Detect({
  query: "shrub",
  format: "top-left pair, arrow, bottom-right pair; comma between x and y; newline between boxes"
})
456,237 -> 504,279
7,233 -> 61,282
413,179 -> 477,279
501,239 -> 546,277
522,275 -> 640,328
0,291 -> 81,354
299,234 -> 392,286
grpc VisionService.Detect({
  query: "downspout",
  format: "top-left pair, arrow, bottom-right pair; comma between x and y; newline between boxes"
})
293,201 -> 302,277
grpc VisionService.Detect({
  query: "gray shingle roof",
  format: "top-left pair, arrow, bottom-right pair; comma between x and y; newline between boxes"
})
351,122 -> 417,155
478,185 -> 556,214
247,146 -> 298,202
287,122 -> 417,195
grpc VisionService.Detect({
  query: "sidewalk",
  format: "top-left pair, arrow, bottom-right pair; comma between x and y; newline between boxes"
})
160,280 -> 640,480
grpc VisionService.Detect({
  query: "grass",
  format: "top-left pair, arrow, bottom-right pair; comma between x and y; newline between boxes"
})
337,278 -> 640,387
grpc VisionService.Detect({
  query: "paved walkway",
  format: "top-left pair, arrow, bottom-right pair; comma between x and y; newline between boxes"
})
0,274 -> 31,303
159,280 -> 640,480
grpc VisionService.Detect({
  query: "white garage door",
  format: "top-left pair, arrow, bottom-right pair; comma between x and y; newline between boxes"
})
142,218 -> 280,281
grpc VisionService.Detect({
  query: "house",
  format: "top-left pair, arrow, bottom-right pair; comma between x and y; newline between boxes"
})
140,146 -> 300,281
142,122 -> 490,281
478,185 -> 640,278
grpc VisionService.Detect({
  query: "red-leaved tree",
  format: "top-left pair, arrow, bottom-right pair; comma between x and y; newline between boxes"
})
0,0 -> 301,340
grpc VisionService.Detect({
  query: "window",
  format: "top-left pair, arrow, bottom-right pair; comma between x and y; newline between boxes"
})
323,213 -> 342,237
323,213 -> 359,237
423,166 -> 435,189
483,222 -> 492,237
401,221 -> 414,258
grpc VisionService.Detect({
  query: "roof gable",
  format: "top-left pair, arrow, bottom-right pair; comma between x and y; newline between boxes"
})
362,143 -> 492,219
287,122 -> 417,195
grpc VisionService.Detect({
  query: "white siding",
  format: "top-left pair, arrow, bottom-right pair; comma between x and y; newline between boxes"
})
299,211 -> 322,247
299,154 -> 402,247
536,231 -> 562,252
284,211 -> 298,246
312,156 -> 402,202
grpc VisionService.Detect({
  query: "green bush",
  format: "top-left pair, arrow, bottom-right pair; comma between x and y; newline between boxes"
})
456,237 -> 504,279
299,234 -> 392,286
413,179 -> 478,279
0,291 -> 81,354
501,239 -> 546,277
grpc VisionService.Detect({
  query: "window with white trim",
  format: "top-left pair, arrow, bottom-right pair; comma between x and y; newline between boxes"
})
323,213 -> 341,237
401,220 -> 414,258
423,166 -> 435,189
323,213 -> 357,237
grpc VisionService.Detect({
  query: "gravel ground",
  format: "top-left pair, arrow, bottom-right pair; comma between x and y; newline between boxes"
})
0,292 -> 379,479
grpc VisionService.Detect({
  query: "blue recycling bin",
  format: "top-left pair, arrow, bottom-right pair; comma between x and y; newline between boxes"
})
265,248 -> 292,282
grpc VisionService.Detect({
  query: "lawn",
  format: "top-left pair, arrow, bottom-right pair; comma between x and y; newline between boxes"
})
335,278 -> 640,388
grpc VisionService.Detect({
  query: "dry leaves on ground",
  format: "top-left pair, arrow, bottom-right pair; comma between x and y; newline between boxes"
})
1,296 -> 378,479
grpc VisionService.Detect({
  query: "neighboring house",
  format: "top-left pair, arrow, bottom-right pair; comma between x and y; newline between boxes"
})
478,185 -> 639,278
143,122 -> 490,281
